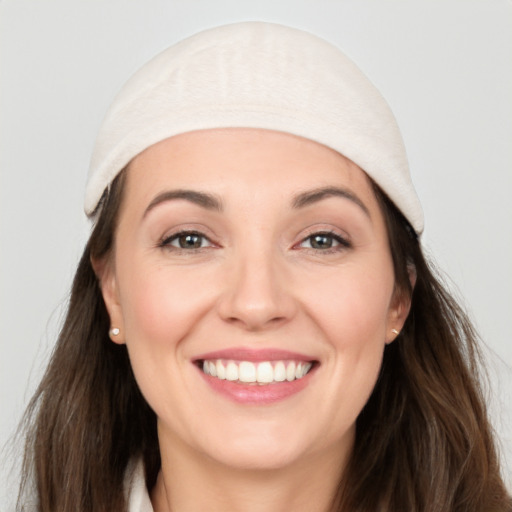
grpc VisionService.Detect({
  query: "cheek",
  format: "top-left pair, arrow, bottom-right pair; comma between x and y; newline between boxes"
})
114,263 -> 218,421
303,260 -> 395,422
118,262 -> 216,348
310,261 -> 395,345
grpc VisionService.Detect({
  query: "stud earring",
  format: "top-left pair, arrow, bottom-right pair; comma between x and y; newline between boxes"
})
110,327 -> 120,337
391,329 -> 400,336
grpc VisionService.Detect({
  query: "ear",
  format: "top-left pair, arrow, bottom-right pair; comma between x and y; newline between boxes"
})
91,255 -> 126,344
386,264 -> 416,344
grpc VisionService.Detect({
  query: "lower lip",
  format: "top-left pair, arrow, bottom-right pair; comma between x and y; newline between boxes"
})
197,367 -> 313,405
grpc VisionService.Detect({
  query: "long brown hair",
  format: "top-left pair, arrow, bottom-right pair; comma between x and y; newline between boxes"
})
17,172 -> 511,511
335,185 -> 511,511
18,172 -> 160,511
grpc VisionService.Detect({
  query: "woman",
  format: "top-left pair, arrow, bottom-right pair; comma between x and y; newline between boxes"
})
18,22 -> 511,511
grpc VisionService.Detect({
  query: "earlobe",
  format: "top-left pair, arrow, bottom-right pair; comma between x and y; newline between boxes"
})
109,326 -> 123,342
91,255 -> 126,344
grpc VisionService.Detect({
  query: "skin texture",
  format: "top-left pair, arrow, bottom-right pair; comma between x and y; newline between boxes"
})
96,128 -> 410,512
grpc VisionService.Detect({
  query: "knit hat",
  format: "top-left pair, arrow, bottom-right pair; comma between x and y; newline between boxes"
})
85,21 -> 423,234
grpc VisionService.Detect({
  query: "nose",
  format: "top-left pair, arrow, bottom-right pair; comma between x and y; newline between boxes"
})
217,249 -> 297,331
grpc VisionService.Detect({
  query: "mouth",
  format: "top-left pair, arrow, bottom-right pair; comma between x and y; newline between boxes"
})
193,348 -> 318,404
197,359 -> 315,385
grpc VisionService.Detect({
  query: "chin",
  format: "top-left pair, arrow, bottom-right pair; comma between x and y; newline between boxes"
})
211,441 -> 307,471
195,421 -> 325,472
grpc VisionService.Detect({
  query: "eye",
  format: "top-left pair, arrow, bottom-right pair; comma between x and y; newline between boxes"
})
299,232 -> 350,251
161,231 -> 212,250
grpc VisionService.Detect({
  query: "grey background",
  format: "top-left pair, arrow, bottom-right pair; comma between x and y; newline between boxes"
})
1,0 -> 511,507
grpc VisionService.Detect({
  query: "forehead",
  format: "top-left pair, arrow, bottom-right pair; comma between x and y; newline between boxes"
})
126,128 -> 376,203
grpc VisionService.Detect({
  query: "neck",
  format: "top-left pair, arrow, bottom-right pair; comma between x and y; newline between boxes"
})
151,427 -> 350,512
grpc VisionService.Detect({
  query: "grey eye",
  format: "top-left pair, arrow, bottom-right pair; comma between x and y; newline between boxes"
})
163,232 -> 211,249
176,233 -> 204,248
299,232 -> 350,251
302,234 -> 336,249
310,234 -> 334,249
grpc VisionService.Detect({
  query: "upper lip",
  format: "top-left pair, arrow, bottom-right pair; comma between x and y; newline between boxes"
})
194,347 -> 317,363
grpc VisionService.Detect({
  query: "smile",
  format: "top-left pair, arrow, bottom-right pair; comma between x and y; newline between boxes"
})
201,359 -> 313,385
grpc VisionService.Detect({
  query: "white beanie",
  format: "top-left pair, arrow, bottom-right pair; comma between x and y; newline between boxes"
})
85,21 -> 423,234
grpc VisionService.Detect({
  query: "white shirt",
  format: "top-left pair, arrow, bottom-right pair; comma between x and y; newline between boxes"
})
125,460 -> 154,512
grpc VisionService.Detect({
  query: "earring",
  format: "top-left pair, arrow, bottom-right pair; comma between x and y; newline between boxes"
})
391,329 -> 400,336
110,327 -> 120,337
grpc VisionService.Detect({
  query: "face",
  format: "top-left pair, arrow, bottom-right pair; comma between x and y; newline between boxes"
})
98,128 -> 409,472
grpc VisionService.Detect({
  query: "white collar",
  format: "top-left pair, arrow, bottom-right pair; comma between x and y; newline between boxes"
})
125,460 -> 154,512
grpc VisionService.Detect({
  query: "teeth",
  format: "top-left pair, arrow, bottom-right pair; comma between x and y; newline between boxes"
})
286,362 -> 296,381
201,359 -> 313,384
274,361 -> 286,382
256,362 -> 274,383
216,360 -> 226,380
226,362 -> 238,381
239,362 -> 256,383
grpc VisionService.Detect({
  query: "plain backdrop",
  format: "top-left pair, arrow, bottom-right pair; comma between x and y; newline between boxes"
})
1,0 -> 511,508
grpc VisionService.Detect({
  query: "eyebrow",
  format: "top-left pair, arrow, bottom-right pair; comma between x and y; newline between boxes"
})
144,189 -> 223,217
143,186 -> 370,218
292,186 -> 371,217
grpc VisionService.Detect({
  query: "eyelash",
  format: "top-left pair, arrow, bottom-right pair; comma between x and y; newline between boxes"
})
296,231 -> 351,253
159,231 -> 214,251
159,230 -> 351,253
